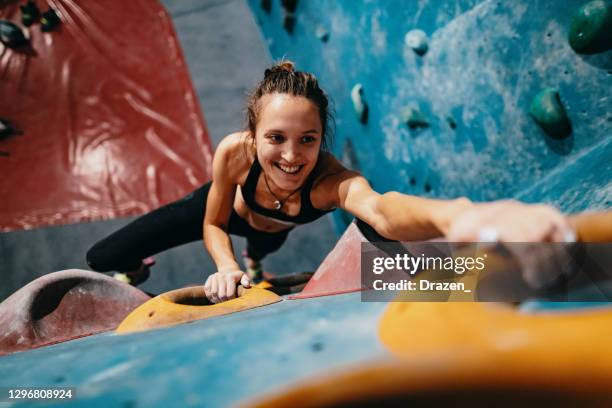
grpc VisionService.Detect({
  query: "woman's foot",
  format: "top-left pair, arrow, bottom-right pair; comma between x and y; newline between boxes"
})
243,252 -> 263,283
113,257 -> 154,286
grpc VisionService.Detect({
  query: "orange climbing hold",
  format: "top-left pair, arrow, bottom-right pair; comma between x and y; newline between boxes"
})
116,286 -> 281,334
379,301 -> 612,367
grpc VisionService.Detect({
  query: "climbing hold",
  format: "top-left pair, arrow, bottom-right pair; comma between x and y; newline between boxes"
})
568,0 -> 612,54
0,20 -> 28,48
20,1 -> 40,27
281,0 -> 298,13
404,29 -> 429,56
283,12 -> 296,34
446,116 -> 457,130
261,0 -> 272,14
0,270 -> 150,356
0,118 -> 15,140
315,26 -> 330,42
341,138 -> 359,170
350,84 -> 369,124
401,107 -> 429,130
40,8 -> 61,32
116,286 -> 281,333
529,88 -> 572,139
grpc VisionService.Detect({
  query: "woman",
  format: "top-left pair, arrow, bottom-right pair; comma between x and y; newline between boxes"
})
87,61 -> 574,303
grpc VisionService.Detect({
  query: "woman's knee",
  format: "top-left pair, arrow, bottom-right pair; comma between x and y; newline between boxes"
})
86,242 -> 111,272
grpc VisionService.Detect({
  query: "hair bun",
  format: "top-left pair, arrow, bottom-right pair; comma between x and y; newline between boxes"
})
264,60 -> 295,78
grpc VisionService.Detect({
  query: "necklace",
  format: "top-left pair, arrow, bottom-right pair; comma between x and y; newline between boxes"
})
263,173 -> 302,211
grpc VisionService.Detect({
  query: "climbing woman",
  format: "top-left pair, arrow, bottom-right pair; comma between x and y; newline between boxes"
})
86,60 -> 576,303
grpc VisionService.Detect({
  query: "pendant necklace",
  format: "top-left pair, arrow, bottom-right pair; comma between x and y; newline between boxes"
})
263,173 -> 302,211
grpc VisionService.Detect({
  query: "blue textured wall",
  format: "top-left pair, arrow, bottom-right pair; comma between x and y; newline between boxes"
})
247,0 -> 612,231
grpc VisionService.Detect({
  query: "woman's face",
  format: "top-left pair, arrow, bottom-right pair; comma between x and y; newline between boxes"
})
254,93 -> 323,192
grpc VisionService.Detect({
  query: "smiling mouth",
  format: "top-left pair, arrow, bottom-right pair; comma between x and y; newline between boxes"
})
275,163 -> 303,175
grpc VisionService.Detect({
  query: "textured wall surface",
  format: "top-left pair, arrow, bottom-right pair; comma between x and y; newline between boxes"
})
247,0 -> 612,230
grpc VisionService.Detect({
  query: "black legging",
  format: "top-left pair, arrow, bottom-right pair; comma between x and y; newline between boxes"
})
86,182 -> 292,272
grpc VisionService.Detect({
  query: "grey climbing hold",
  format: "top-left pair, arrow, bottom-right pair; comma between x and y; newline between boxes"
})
0,20 -> 28,48
402,107 -> 429,129
529,88 -> 572,139
404,29 -> 429,56
341,139 -> 359,170
351,84 -> 369,124
315,26 -> 330,42
568,0 -> 612,54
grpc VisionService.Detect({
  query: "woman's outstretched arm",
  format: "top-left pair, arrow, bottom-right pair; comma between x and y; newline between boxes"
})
320,156 -> 574,242
203,134 -> 250,302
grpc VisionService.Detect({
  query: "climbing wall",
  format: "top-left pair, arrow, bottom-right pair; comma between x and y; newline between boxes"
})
0,0 -> 213,232
247,0 -> 612,231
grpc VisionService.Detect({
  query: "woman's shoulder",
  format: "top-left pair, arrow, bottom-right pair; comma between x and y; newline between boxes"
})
313,151 -> 358,186
213,132 -> 254,184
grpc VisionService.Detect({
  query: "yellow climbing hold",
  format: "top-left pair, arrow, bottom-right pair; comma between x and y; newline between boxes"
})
116,286 -> 281,334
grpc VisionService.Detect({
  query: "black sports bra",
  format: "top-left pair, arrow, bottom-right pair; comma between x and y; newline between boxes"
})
240,158 -> 334,225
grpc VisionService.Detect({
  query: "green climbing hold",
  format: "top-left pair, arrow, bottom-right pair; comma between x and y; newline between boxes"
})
529,88 -> 572,139
20,1 -> 40,27
41,8 -> 61,33
402,107 -> 429,129
0,20 -> 28,48
568,0 -> 612,54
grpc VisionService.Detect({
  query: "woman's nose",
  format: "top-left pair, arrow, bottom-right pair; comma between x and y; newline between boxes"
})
282,145 -> 300,162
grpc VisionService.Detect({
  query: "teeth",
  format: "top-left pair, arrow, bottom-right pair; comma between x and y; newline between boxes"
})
278,164 -> 300,174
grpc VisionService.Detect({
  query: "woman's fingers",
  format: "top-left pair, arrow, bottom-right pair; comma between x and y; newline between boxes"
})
204,276 -> 214,302
217,277 -> 227,302
447,201 -> 575,243
240,273 -> 251,288
204,271 -> 248,303
223,274 -> 236,301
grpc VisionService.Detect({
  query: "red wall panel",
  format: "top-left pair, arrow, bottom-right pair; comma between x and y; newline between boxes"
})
0,0 -> 213,231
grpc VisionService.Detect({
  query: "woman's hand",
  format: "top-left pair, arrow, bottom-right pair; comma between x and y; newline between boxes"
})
447,200 -> 575,243
447,200 -> 577,290
204,270 -> 251,303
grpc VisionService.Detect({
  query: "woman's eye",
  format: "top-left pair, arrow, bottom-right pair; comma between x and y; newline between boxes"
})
301,136 -> 316,143
269,134 -> 284,143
